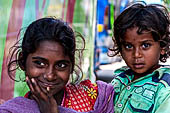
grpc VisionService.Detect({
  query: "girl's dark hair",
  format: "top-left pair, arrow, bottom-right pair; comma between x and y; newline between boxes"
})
8,17 -> 85,82
110,2 -> 170,62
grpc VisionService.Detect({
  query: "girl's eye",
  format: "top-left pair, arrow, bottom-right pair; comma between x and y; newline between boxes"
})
55,62 -> 70,70
124,44 -> 133,50
142,43 -> 151,49
33,61 -> 45,67
57,63 -> 67,68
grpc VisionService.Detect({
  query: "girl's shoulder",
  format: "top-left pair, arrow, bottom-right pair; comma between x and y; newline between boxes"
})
66,79 -> 98,93
114,66 -> 129,74
160,65 -> 170,69
0,97 -> 39,113
156,65 -> 170,87
63,79 -> 98,112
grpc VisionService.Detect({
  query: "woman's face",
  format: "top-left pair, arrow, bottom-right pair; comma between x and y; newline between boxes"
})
25,40 -> 72,95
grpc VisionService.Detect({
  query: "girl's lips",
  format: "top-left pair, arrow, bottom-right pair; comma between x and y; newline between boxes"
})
43,83 -> 60,88
36,78 -> 60,88
43,83 -> 53,87
133,63 -> 145,69
39,82 -> 59,89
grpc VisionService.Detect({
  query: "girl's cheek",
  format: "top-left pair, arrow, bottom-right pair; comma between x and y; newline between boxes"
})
26,69 -> 43,78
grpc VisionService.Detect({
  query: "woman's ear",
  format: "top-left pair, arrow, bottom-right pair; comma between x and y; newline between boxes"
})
18,52 -> 25,71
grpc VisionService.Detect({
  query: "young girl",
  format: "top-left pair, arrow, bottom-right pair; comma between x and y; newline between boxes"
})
0,17 -> 114,113
110,2 -> 170,113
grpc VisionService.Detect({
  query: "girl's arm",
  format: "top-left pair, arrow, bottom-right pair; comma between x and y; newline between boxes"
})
0,99 -> 5,105
155,95 -> 170,113
26,77 -> 59,113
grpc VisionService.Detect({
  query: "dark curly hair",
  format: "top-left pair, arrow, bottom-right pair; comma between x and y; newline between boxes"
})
109,2 -> 170,62
8,17 -> 85,82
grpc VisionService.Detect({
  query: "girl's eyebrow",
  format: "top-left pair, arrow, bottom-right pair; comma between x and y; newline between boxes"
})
32,56 -> 71,64
141,40 -> 155,43
32,56 -> 47,61
55,60 -> 71,64
123,39 -> 155,43
122,41 -> 131,44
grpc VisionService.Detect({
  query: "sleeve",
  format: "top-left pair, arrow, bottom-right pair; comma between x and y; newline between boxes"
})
0,109 -> 11,113
155,95 -> 170,113
154,86 -> 170,113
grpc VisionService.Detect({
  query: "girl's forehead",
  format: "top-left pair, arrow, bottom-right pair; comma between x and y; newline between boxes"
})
29,40 -> 71,62
123,28 -> 154,42
35,41 -> 66,55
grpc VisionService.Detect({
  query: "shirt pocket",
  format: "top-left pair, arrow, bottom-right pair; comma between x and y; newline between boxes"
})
129,93 -> 154,112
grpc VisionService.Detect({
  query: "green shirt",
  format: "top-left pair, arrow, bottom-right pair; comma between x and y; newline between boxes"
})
111,66 -> 170,113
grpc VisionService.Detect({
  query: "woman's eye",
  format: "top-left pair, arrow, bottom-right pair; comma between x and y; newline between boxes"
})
142,43 -> 151,49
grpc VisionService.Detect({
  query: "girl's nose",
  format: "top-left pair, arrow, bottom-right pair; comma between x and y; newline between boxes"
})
44,67 -> 56,81
134,48 -> 142,58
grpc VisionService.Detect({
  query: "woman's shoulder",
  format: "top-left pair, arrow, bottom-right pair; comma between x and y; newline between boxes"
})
0,97 -> 39,113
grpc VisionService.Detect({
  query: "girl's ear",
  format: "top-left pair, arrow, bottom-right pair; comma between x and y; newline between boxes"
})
160,48 -> 166,55
18,52 -> 25,71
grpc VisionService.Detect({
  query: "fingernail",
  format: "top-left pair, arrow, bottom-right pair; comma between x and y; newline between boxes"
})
47,87 -> 50,92
25,76 -> 28,81
31,78 -> 35,83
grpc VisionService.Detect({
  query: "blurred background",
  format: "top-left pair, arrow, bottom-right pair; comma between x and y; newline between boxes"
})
0,0 -> 169,101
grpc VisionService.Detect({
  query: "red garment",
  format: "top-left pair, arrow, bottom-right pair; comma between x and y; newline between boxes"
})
25,80 -> 98,112
62,80 -> 98,112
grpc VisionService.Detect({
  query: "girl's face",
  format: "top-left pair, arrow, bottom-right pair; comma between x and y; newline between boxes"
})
121,27 -> 164,78
25,40 -> 72,95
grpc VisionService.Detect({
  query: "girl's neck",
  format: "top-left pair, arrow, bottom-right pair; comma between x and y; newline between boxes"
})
29,89 -> 64,105
54,89 -> 64,105
133,65 -> 160,81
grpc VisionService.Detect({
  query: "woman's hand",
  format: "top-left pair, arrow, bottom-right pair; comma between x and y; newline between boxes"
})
26,77 -> 59,113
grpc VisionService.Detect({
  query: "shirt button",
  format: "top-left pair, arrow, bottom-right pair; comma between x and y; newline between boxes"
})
127,86 -> 131,90
118,104 -> 122,108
